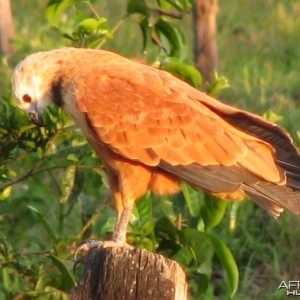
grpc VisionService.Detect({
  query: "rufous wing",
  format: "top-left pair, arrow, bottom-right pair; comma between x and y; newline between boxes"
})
73,60 -> 300,216
76,62 -> 282,183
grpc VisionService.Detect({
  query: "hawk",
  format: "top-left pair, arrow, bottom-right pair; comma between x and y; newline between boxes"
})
12,47 -> 300,246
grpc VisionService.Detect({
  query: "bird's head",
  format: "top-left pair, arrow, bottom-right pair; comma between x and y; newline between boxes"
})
12,50 -> 68,127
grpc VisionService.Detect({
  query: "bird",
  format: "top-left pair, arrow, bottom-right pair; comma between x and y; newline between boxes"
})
12,47 -> 300,247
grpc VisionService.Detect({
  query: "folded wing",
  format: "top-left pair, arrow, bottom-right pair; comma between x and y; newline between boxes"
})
75,59 -> 300,217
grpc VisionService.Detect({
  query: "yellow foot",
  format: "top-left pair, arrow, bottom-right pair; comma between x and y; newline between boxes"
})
75,239 -> 132,257
102,239 -> 133,249
74,239 -> 102,259
73,239 -> 133,273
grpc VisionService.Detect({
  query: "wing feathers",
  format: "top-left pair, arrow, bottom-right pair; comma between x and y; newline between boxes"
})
71,55 -> 300,218
161,163 -> 300,216
160,163 -> 241,193
238,141 -> 282,182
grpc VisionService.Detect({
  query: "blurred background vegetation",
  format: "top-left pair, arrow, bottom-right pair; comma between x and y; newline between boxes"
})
1,0 -> 300,299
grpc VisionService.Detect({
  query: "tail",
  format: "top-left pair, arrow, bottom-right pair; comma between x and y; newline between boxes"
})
197,98 -> 300,217
160,162 -> 300,218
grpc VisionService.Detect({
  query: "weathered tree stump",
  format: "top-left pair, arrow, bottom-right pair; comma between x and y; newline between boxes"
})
70,246 -> 188,300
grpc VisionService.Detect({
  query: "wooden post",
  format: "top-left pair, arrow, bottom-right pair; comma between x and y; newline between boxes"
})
193,0 -> 219,83
70,246 -> 188,300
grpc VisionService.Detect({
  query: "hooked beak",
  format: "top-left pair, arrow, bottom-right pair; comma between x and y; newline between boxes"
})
29,111 -> 44,127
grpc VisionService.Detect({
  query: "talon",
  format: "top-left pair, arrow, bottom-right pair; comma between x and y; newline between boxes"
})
77,239 -> 103,255
73,240 -> 103,273
73,256 -> 85,274
74,239 -> 103,260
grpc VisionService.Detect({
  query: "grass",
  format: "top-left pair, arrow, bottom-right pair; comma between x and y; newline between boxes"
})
218,0 -> 300,134
216,1 -> 300,298
3,0 -> 300,299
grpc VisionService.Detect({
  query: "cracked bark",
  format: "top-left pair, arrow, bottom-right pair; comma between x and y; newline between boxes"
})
70,247 -> 188,300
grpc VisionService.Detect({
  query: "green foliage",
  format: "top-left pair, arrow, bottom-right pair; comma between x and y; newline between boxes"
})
208,233 -> 239,297
207,72 -> 230,96
46,0 -> 113,47
161,57 -> 202,88
63,17 -> 112,47
46,0 -> 84,27
0,0 -> 234,295
2,0 -> 300,299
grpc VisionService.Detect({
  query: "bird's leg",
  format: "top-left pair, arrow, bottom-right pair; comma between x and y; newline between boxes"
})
73,203 -> 133,269
101,203 -> 134,249
111,204 -> 133,244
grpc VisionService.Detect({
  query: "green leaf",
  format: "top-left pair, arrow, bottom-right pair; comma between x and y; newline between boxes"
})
263,110 -> 283,123
130,194 -> 155,249
60,166 -> 84,204
78,18 -> 100,32
34,255 -> 75,293
181,228 -> 214,267
60,165 -> 76,203
207,72 -> 230,96
159,0 -> 194,11
0,186 -> 11,201
131,193 -> 152,225
48,254 -> 76,289
208,233 -> 239,298
228,202 -> 240,232
139,18 -> 151,51
202,195 -> 228,231
189,273 -> 210,296
181,184 -> 204,217
78,18 -> 110,34
27,206 -> 58,242
46,0 -> 84,27
157,238 -> 181,257
127,0 -> 149,16
155,19 -> 185,57
155,217 -> 178,241
129,235 -> 154,251
72,17 -> 112,47
129,196 -> 155,248
93,207 -> 116,237
162,57 -> 202,87
172,246 -> 193,266
67,153 -> 79,162
157,195 -> 177,223
44,286 -> 69,298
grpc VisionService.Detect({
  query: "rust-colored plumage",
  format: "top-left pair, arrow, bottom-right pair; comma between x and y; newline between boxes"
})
12,48 -> 300,244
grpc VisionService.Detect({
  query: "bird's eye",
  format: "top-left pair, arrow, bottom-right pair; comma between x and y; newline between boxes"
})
22,94 -> 32,103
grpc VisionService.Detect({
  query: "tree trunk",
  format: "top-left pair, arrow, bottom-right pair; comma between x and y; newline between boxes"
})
0,0 -> 15,56
193,0 -> 219,83
70,246 -> 188,300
